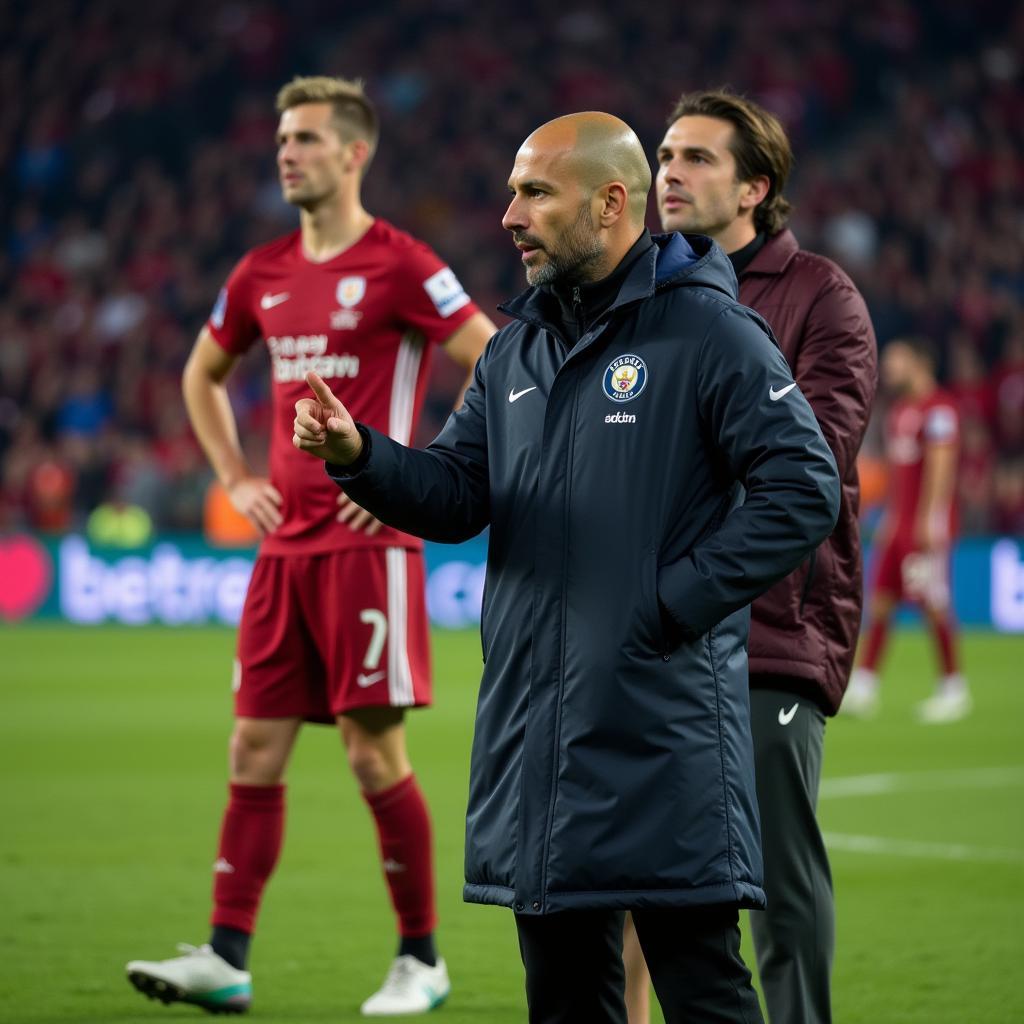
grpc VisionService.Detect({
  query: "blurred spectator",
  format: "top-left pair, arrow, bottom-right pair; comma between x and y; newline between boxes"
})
23,445 -> 76,535
958,418 -> 997,537
0,0 -> 1021,536
992,460 -> 1024,535
992,332 -> 1024,454
58,367 -> 113,437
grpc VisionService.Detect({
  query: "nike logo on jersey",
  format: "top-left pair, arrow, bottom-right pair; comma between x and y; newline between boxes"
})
778,703 -> 799,726
260,291 -> 290,310
357,670 -> 387,688
508,386 -> 537,403
769,382 -> 797,401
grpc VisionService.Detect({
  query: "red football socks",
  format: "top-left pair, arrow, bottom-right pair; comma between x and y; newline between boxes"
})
861,617 -> 889,672
363,774 -> 437,938
931,615 -> 961,677
210,782 -> 285,934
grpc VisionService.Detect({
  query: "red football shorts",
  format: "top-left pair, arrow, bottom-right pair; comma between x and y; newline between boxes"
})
871,534 -> 951,610
234,547 -> 432,722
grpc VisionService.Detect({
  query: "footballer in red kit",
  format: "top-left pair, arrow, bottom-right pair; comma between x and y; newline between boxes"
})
126,77 -> 495,1017
845,336 -> 971,723
874,392 -> 959,599
213,222 -> 474,718
210,220 -> 474,559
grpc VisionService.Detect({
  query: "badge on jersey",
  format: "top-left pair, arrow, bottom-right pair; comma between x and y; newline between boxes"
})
332,276 -> 366,330
210,287 -> 228,329
603,354 -> 648,403
336,276 -> 367,309
423,267 -> 470,319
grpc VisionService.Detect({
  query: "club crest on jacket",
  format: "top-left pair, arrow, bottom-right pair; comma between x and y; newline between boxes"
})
603,354 -> 648,403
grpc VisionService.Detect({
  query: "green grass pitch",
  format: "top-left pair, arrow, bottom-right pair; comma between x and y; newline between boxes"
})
1,626 -> 1022,1023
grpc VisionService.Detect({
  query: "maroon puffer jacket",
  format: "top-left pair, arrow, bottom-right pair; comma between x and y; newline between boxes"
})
740,230 -> 877,714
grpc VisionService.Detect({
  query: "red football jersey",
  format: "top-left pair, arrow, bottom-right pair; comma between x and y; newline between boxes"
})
884,390 -> 960,538
207,219 -> 480,555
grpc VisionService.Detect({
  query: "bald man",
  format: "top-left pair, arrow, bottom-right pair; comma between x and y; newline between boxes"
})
293,112 -> 840,1023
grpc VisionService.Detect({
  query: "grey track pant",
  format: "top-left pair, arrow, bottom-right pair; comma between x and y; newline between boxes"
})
749,687 -> 834,1024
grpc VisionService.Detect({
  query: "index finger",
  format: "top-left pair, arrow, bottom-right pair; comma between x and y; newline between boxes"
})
306,371 -> 338,407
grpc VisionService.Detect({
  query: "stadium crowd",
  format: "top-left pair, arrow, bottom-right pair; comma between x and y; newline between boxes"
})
2,0 -> 1022,538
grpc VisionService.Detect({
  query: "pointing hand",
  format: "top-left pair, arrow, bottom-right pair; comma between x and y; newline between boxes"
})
292,372 -> 364,466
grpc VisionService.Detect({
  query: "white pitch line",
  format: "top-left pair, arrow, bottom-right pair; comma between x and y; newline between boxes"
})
819,765 -> 1024,800
823,832 -> 1024,865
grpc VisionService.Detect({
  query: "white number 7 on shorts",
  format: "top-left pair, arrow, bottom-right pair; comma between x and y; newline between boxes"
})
359,609 -> 388,670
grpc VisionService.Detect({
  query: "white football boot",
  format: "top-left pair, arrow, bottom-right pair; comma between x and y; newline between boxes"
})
361,955 -> 450,1016
126,943 -> 252,1014
917,675 -> 972,723
839,668 -> 880,718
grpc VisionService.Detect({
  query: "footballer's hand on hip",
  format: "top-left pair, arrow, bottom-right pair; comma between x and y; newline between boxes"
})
227,476 -> 283,536
293,371 -> 364,466
336,492 -> 383,535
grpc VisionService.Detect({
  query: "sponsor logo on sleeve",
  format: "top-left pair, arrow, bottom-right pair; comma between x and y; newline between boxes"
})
602,354 -> 648,403
423,267 -> 471,319
210,287 -> 228,329
925,405 -> 957,443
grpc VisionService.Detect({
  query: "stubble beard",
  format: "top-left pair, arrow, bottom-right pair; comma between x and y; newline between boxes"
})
525,203 -> 604,287
661,186 -> 741,239
663,204 -> 717,238
282,174 -> 336,213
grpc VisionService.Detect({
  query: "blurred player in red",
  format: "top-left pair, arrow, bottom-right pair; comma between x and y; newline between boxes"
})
845,336 -> 971,723
126,76 -> 495,1016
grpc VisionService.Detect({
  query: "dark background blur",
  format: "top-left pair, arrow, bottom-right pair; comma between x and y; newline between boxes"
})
2,0 -> 1022,541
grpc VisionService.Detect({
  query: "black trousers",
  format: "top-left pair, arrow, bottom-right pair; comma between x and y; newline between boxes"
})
749,687 -> 834,1024
515,905 -> 764,1024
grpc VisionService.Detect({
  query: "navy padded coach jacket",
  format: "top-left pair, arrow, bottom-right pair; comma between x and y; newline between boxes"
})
331,232 -> 840,915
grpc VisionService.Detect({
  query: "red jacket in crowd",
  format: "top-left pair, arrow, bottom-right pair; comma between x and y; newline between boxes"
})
739,229 -> 878,715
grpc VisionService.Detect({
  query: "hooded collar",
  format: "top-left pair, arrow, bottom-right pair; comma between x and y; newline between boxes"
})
499,231 -> 736,335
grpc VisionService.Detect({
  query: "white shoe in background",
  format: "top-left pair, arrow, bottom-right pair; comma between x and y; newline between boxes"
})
840,668 -> 880,718
361,955 -> 450,1016
917,675 -> 972,723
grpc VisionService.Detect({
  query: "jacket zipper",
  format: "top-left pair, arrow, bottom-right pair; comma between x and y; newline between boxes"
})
537,367 -> 582,914
572,286 -> 583,341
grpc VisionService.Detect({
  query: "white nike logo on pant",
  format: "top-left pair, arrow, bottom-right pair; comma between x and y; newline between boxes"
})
778,703 -> 799,725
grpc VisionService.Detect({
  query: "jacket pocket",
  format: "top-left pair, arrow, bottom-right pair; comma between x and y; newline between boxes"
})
641,548 -> 669,655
